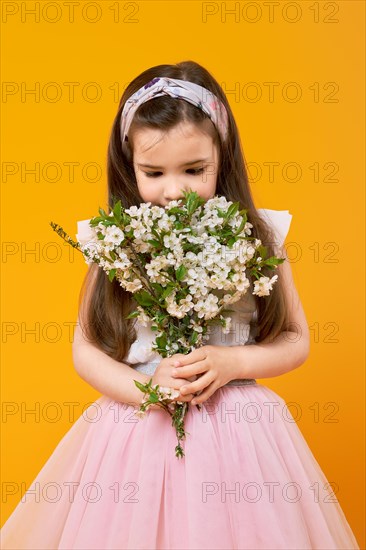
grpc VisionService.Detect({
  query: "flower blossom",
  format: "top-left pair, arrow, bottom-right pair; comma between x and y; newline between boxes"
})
252,275 -> 279,297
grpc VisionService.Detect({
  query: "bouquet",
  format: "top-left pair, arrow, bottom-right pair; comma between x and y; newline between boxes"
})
50,190 -> 284,458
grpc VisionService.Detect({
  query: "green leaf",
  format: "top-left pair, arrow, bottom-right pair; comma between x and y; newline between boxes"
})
264,256 -> 285,267
216,208 -> 227,218
113,200 -> 122,221
134,290 -> 155,306
150,227 -> 162,240
125,310 -> 140,319
185,191 -> 204,216
250,270 -> 261,280
186,193 -> 195,215
150,283 -> 164,299
147,239 -> 161,248
233,216 -> 247,236
175,265 -> 187,281
257,245 -> 267,258
161,284 -> 175,300
156,332 -> 167,350
89,216 -> 104,226
190,331 -> 198,345
98,207 -> 107,218
134,380 -> 148,392
167,206 -> 184,215
226,202 -> 239,219
174,222 -> 185,230
108,269 -> 116,282
141,378 -> 152,391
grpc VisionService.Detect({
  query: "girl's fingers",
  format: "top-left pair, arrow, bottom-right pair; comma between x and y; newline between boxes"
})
172,348 -> 209,368
173,393 -> 194,403
172,378 -> 197,393
172,361 -> 207,379
191,382 -> 217,405
179,374 -> 213,396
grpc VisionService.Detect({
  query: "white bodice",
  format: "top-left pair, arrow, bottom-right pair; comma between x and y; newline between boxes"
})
121,208 -> 293,385
124,289 -> 258,367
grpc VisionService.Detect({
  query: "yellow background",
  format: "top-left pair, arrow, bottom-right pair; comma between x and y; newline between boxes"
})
1,0 -> 365,545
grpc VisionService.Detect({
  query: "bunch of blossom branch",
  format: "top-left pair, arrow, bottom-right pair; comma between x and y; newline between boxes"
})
50,190 -> 284,458
133,379 -> 189,458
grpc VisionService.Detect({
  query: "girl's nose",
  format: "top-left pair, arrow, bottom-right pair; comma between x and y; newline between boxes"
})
163,182 -> 188,203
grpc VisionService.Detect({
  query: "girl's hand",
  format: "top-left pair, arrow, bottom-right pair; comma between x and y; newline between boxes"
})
150,354 -> 197,407
170,345 -> 238,405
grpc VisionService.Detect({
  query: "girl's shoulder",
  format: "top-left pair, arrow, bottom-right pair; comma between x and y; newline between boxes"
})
75,210 -> 292,249
256,208 -> 293,249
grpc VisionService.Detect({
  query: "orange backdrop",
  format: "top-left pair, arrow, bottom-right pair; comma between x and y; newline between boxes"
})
1,1 -> 365,546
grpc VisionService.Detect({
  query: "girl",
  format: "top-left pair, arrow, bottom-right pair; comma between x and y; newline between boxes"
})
0,60 -> 360,549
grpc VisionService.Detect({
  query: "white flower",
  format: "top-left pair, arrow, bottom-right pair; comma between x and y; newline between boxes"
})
221,316 -> 232,334
193,293 -> 219,320
112,251 -> 132,270
146,256 -> 171,283
244,222 -> 253,235
158,386 -> 180,401
163,232 -> 180,249
134,409 -> 147,419
76,219 -> 96,246
104,225 -> 124,245
252,275 -> 279,297
135,307 -> 151,327
121,278 -> 143,293
165,292 -> 194,318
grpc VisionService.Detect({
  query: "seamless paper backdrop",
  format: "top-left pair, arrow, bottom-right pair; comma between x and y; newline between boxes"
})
1,1 -> 365,545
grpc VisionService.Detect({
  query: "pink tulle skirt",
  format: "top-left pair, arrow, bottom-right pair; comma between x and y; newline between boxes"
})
0,384 -> 360,549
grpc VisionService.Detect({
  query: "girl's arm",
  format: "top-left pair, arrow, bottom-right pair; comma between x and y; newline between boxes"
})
231,247 -> 310,379
72,264 -> 151,408
72,320 -> 152,407
174,248 -> 310,402
72,321 -> 196,409
71,266 -> 194,409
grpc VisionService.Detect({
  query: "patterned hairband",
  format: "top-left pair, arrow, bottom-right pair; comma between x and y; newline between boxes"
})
120,76 -> 229,154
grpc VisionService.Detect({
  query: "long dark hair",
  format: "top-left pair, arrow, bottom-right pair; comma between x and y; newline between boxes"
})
78,60 -> 290,361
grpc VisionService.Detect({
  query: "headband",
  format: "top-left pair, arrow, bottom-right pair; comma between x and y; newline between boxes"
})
120,76 -> 229,154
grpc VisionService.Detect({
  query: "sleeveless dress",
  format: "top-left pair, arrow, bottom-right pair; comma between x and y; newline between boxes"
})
0,209 -> 360,550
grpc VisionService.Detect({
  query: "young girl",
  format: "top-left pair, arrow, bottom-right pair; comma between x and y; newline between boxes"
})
1,61 -> 360,549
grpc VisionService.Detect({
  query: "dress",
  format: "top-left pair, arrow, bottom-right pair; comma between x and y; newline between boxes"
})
0,209 -> 360,550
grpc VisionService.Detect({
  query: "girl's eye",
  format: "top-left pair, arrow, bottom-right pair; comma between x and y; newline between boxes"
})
186,168 -> 204,175
145,167 -> 205,178
145,172 -> 162,178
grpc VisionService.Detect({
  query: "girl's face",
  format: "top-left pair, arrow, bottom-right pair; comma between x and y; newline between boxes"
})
131,120 -> 219,207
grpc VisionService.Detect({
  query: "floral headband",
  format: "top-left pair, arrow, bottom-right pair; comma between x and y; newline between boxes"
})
120,76 -> 229,154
